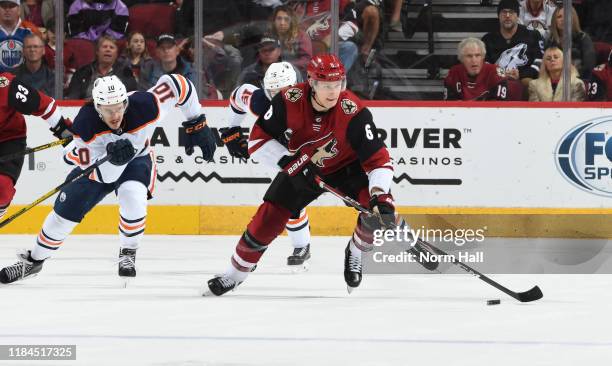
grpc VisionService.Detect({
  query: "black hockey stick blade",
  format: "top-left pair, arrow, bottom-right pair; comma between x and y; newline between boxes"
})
517,285 -> 543,302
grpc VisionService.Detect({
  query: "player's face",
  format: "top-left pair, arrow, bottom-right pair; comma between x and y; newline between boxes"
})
267,88 -> 282,99
543,49 -> 563,74
311,79 -> 344,109
98,102 -> 126,130
461,45 -> 484,76
499,9 -> 518,31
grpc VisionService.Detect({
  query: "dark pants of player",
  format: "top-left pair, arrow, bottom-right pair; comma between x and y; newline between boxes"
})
231,160 -> 376,272
54,155 -> 154,222
0,138 -> 26,218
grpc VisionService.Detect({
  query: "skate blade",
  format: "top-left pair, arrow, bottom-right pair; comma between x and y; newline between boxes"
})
347,285 -> 356,294
287,261 -> 310,274
119,276 -> 136,288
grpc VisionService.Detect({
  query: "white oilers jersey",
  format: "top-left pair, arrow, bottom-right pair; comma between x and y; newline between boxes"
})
64,74 -> 201,183
519,0 -> 556,40
228,83 -> 270,128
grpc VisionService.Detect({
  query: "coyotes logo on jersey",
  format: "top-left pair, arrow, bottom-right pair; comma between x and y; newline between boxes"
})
311,138 -> 338,168
285,87 -> 303,102
340,98 -> 357,114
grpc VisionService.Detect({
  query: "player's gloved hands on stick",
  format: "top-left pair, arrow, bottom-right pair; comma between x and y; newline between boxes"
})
182,114 -> 216,161
50,117 -> 73,146
278,151 -> 319,192
106,139 -> 136,166
369,191 -> 396,229
220,126 -> 249,159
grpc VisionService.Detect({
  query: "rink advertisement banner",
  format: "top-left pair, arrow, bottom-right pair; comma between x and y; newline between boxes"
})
12,104 -> 612,208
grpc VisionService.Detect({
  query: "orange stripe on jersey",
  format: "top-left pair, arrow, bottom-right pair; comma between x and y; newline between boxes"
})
176,74 -> 188,105
66,152 -> 80,165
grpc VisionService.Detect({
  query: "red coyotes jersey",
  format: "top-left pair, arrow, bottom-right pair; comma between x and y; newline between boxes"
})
588,64 -> 612,101
0,72 -> 60,143
444,63 -> 508,101
248,82 -> 391,176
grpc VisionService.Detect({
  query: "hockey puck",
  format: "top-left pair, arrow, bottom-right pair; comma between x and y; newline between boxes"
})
487,299 -> 501,305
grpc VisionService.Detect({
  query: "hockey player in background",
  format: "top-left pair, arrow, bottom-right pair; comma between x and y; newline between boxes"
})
587,50 -> 612,101
221,61 -> 313,267
0,72 -> 72,221
444,38 -> 509,101
205,54 -> 400,296
0,74 -> 216,284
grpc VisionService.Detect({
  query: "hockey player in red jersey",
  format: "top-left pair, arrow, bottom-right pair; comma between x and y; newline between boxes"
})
0,72 -> 71,221
205,54 -> 397,296
587,50 -> 612,101
444,38 -> 509,101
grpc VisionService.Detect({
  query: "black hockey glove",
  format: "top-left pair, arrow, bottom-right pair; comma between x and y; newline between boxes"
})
182,114 -> 216,161
369,192 -> 396,229
50,117 -> 73,146
106,139 -> 136,166
220,126 -> 249,159
278,152 -> 320,193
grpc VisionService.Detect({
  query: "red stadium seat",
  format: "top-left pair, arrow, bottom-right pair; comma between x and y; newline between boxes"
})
594,42 -> 612,65
128,4 -> 176,38
64,38 -> 96,70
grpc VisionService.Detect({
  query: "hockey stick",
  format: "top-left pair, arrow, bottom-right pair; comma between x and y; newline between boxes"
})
0,154 -> 111,229
314,176 -> 544,303
0,137 -> 72,163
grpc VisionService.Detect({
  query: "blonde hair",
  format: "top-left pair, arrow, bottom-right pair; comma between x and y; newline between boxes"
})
539,46 -> 578,79
549,5 -> 582,44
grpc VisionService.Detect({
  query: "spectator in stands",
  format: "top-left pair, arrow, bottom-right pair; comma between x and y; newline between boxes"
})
139,34 -> 194,91
0,0 -> 40,72
528,45 -> 585,101
67,0 -> 129,41
444,38 -> 510,101
482,0 -> 543,88
581,0 -> 612,43
388,0 -> 404,33
13,33 -> 53,96
547,5 -> 595,80
118,31 -> 153,84
518,0 -> 556,40
269,5 -> 312,77
66,35 -> 137,99
340,0 -> 383,63
587,50 -> 612,101
19,0 -> 52,28
236,35 -> 302,89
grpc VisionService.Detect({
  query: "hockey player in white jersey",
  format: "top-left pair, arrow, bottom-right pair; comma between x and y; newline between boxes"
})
0,74 -> 216,284
220,62 -> 312,267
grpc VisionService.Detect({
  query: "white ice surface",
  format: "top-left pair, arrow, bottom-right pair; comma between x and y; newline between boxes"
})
0,235 -> 611,366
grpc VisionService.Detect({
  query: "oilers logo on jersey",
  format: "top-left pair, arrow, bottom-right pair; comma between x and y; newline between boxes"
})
0,38 -> 22,69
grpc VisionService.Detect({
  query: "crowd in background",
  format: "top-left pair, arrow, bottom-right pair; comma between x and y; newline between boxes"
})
1,0 -> 610,101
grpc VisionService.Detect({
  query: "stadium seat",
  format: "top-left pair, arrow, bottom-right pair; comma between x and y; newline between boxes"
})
64,38 -> 96,70
594,42 -> 612,65
128,4 -> 176,38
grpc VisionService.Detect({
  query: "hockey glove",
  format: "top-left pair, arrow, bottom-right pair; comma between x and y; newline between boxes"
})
50,117 -> 73,146
182,114 -> 216,161
278,152 -> 319,193
220,126 -> 249,159
106,139 -> 136,166
369,192 -> 396,229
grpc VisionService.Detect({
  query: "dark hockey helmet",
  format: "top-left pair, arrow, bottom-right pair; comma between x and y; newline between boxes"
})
307,54 -> 346,82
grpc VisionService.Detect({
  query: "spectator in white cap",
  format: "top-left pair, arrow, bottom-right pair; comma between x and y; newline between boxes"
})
0,0 -> 41,72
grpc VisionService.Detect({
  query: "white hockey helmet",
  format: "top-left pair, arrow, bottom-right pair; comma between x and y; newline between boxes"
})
92,75 -> 128,116
263,61 -> 297,99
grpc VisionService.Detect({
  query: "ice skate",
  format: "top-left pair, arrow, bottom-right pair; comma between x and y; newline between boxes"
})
118,248 -> 137,278
344,242 -> 362,294
0,250 -> 44,284
203,275 -> 241,296
287,244 -> 311,272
